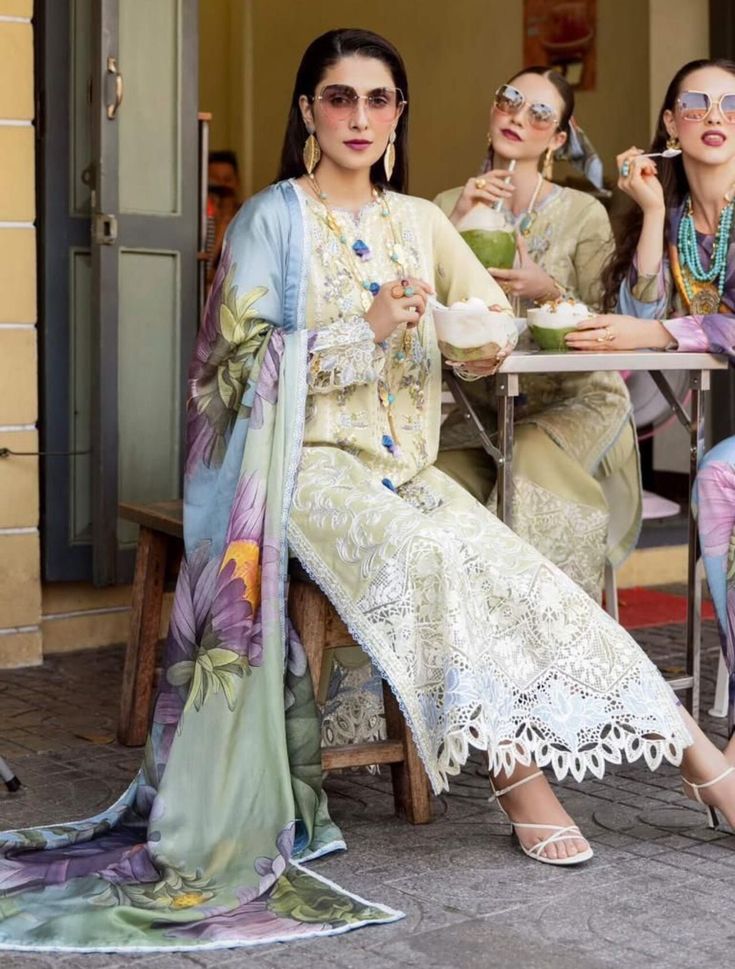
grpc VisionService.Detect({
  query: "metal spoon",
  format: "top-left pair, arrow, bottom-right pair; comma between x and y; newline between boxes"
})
640,148 -> 682,159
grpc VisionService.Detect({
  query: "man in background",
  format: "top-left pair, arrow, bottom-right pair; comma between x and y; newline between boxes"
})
206,150 -> 242,286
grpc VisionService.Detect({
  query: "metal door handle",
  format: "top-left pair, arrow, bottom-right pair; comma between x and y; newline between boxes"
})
106,56 -> 124,120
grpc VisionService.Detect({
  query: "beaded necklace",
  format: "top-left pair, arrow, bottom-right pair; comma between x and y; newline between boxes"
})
305,173 -> 415,459
677,193 -> 734,306
307,174 -> 407,312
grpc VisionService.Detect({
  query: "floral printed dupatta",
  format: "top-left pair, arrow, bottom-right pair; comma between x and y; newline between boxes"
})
0,182 -> 400,952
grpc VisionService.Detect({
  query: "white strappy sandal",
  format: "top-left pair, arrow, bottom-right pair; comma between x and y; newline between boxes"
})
490,770 -> 594,867
682,765 -> 735,833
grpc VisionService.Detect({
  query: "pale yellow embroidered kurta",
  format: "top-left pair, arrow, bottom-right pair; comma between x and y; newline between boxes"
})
433,185 -> 641,599
286,185 -> 687,791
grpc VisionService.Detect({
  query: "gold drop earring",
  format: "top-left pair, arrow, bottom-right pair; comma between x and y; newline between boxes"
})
303,128 -> 321,175
666,134 -> 681,151
384,131 -> 396,182
541,145 -> 555,180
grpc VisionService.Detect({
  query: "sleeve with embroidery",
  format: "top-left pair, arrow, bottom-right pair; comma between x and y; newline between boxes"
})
307,315 -> 386,393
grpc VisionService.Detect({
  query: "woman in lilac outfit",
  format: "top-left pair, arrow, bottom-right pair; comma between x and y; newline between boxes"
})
566,59 -> 735,765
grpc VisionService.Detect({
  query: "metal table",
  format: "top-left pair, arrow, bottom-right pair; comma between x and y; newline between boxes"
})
445,349 -> 729,719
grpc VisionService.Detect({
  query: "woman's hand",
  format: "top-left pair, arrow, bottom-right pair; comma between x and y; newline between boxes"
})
446,340 -> 514,378
448,171 -> 515,225
616,147 -> 665,214
564,313 -> 674,351
365,277 -> 434,344
488,234 -> 560,302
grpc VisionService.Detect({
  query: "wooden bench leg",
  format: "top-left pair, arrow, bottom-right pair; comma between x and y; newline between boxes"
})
117,526 -> 167,746
383,682 -> 432,824
288,580 -> 328,697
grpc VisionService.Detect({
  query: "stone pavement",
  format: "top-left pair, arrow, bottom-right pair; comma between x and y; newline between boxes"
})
0,616 -> 733,969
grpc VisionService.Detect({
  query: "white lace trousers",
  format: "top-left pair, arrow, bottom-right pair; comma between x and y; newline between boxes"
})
288,447 -> 689,793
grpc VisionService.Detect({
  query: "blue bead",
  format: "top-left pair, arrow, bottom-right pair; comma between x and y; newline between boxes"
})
369,281 -> 380,295
395,351 -> 406,361
352,239 -> 370,259
381,478 -> 397,492
382,434 -> 394,449
387,393 -> 395,404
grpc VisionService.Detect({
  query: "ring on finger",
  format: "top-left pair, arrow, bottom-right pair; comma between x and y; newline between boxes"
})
620,160 -> 631,177
403,285 -> 416,297
475,178 -> 486,189
391,284 -> 404,299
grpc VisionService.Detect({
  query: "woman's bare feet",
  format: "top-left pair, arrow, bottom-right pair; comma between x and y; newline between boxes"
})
679,709 -> 735,829
490,761 -> 591,863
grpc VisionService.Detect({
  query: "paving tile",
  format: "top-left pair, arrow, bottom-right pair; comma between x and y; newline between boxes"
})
1,622 -> 734,967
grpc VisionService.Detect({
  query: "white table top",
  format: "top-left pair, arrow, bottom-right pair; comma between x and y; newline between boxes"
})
498,349 -> 729,374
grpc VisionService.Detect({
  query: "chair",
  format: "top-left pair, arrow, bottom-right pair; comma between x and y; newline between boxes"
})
118,501 -> 433,824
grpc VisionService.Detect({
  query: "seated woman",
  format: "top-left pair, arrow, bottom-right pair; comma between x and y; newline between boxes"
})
434,68 -> 640,601
566,57 -> 735,752
1,34 -> 734,955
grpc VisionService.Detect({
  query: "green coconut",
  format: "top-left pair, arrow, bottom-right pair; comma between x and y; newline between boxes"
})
460,229 -> 516,269
528,323 -> 577,352
438,339 -> 503,362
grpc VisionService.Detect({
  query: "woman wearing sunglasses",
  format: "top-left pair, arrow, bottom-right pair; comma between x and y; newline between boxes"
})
3,35 -> 735,955
434,69 -> 640,604
568,59 -> 735,753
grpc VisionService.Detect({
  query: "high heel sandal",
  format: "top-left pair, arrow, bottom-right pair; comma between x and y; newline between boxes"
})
682,766 -> 735,833
489,770 -> 594,867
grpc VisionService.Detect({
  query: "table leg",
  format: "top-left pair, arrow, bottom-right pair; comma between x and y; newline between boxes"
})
496,373 -> 518,526
685,371 -> 707,720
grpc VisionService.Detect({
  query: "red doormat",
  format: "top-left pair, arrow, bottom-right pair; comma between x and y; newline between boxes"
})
613,587 -> 715,630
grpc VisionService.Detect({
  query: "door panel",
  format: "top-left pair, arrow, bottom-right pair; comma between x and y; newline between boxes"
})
118,0 -> 181,216
117,248 -> 181,546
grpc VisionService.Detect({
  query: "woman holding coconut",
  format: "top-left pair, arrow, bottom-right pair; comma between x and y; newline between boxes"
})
434,68 -> 641,601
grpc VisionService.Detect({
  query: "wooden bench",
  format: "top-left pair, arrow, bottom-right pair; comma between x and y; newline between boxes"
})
118,500 -> 432,824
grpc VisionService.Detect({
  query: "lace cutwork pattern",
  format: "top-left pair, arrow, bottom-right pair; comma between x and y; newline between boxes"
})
289,448 -> 689,794
500,476 -> 608,600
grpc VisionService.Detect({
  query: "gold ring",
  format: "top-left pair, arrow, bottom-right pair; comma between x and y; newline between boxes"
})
391,285 -> 404,299
605,331 -> 615,342
475,178 -> 487,189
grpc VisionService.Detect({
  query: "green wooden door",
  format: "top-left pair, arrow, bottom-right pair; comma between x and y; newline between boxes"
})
40,0 -> 198,585
90,0 -> 198,584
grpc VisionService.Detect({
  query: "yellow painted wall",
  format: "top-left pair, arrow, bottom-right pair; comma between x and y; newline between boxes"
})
200,0 -> 654,201
0,1 -> 41,667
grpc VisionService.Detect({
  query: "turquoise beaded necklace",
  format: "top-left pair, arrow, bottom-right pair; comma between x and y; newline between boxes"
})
677,193 -> 734,302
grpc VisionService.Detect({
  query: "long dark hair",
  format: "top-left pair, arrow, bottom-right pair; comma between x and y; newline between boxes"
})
276,28 -> 409,193
601,58 -> 735,310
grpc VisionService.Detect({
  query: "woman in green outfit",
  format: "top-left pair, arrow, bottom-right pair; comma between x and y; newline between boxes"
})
434,68 -> 640,600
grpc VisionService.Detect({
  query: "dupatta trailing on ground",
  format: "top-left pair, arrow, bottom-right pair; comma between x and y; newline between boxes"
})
0,182 -> 400,952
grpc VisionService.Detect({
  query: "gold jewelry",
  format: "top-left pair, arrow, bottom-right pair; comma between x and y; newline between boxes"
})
390,284 -> 404,299
666,134 -> 681,151
541,145 -> 555,180
605,328 -> 615,342
383,131 -> 396,182
475,178 -> 487,189
303,132 -> 321,175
